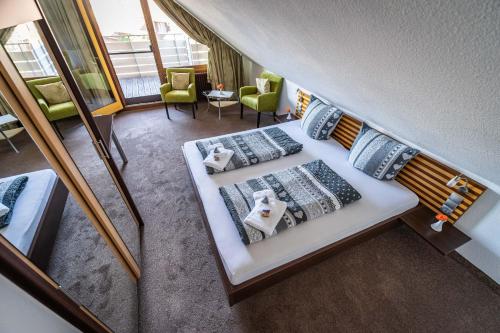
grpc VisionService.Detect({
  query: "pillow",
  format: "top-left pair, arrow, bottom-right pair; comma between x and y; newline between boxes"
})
300,95 -> 343,140
0,176 -> 28,228
171,72 -> 190,90
35,81 -> 71,105
349,123 -> 419,180
0,203 -> 9,218
256,78 -> 270,94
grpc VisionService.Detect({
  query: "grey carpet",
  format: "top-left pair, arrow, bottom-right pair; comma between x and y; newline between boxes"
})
108,105 -> 499,333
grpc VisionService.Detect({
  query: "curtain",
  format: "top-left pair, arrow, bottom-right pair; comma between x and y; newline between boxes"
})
37,0 -> 115,111
153,0 -> 242,93
0,27 -> 15,45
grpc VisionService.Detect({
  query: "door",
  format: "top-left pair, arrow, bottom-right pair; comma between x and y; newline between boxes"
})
34,0 -> 145,228
84,0 -> 163,105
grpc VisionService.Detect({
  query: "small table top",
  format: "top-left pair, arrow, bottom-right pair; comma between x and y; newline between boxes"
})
0,114 -> 18,127
205,90 -> 234,99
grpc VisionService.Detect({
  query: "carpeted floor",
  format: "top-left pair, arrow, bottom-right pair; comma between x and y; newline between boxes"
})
108,104 -> 500,333
2,103 -> 499,332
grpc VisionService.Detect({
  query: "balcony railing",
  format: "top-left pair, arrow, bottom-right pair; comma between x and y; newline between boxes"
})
103,33 -> 208,80
4,42 -> 57,78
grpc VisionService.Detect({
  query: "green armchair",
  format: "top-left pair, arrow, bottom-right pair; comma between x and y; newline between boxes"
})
240,71 -> 284,127
160,68 -> 198,120
26,77 -> 78,139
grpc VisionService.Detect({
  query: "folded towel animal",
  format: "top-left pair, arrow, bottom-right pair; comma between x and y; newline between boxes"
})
202,144 -> 234,171
0,203 -> 9,218
244,191 -> 287,236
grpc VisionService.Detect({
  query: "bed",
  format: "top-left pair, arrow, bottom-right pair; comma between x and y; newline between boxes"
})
182,120 -> 420,305
0,169 -> 68,270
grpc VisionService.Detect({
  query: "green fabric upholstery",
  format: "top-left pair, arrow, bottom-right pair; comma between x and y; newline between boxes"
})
239,71 -> 283,113
160,68 -> 197,103
26,77 -> 78,122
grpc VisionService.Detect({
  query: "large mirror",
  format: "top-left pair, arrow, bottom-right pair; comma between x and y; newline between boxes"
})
0,89 -> 138,333
0,18 -> 141,265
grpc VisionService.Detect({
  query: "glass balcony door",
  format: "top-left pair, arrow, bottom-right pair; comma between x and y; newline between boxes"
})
86,0 -> 162,105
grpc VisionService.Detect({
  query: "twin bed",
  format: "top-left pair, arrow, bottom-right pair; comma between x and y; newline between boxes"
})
183,120 -> 420,304
0,169 -> 68,270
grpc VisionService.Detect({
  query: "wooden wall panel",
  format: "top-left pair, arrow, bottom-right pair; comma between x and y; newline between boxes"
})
294,89 -> 486,223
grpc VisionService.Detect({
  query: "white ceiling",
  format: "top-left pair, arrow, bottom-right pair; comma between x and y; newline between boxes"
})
177,0 -> 500,191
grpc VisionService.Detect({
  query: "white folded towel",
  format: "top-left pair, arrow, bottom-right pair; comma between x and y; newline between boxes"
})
0,202 -> 9,218
202,144 -> 234,171
244,191 -> 287,236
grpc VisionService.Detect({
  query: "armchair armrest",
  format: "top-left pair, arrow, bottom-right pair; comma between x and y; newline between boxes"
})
239,85 -> 257,99
36,98 -> 50,116
187,83 -> 196,98
160,83 -> 172,101
257,92 -> 278,111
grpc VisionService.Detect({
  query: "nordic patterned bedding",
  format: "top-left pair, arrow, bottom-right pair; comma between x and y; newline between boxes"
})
183,121 -> 419,285
220,159 -> 362,245
195,127 -> 303,174
0,169 -> 57,254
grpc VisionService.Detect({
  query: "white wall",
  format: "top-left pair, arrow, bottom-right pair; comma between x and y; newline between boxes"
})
0,275 -> 81,333
455,190 -> 500,283
178,0 -> 500,193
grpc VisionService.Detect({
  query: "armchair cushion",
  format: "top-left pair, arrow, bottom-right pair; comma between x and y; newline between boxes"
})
172,72 -> 190,90
256,78 -> 270,94
47,102 -> 78,122
164,89 -> 195,103
34,81 -> 71,105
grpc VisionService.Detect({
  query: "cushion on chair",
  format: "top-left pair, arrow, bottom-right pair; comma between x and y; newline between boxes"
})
47,102 -> 78,122
171,72 -> 190,90
349,123 -> 419,180
35,81 -> 71,105
165,89 -> 195,103
256,78 -> 270,94
240,94 -> 259,110
300,95 -> 343,140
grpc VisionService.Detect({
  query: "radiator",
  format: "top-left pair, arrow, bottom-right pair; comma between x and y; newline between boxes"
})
195,72 -> 212,99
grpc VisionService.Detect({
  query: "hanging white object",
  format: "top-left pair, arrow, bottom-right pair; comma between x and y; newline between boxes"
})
431,220 -> 445,232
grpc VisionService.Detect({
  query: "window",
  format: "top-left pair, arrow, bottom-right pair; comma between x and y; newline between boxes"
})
148,0 -> 208,68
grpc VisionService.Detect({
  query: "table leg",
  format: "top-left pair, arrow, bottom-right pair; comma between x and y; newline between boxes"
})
205,96 -> 211,112
218,99 -> 221,120
0,128 -> 19,153
111,130 -> 128,164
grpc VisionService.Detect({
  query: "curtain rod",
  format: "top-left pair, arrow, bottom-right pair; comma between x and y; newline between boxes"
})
172,0 -> 242,56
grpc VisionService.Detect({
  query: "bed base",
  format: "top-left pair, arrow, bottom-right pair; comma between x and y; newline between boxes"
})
182,148 -> 419,306
26,177 -> 69,271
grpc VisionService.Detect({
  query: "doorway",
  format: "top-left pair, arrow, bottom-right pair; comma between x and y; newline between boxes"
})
82,0 -> 209,106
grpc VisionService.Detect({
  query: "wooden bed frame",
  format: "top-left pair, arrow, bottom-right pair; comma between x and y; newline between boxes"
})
25,176 -> 69,271
183,88 -> 487,306
183,148 -> 420,305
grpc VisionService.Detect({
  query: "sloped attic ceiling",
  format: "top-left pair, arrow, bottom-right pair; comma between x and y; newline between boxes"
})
176,0 -> 500,191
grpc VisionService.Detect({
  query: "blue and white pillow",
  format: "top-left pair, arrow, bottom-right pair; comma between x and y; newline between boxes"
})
0,176 -> 28,228
349,123 -> 419,180
300,95 -> 343,140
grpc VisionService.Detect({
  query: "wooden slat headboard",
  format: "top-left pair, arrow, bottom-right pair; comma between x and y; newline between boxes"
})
295,89 -> 486,223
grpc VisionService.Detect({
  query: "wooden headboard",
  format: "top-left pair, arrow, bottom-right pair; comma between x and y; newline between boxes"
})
295,90 -> 486,223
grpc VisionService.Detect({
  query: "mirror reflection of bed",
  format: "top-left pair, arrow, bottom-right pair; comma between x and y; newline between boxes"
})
0,91 -> 137,333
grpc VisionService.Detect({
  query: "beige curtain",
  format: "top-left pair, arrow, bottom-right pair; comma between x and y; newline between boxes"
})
0,27 -> 15,45
153,0 -> 242,92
